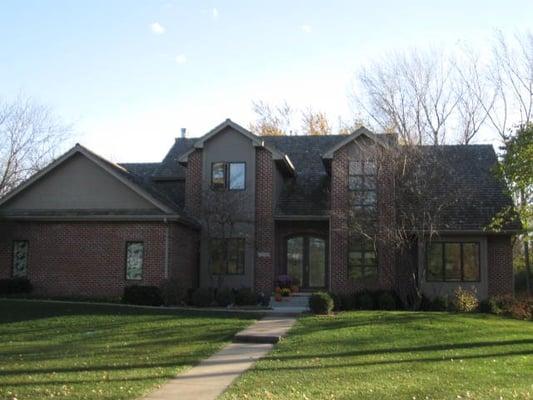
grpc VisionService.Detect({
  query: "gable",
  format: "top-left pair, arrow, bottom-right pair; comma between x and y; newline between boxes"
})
1,153 -> 158,211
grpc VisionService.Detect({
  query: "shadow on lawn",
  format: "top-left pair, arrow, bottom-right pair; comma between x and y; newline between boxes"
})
0,299 -> 259,324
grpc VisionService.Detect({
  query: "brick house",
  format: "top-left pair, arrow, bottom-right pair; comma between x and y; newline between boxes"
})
0,119 -> 519,300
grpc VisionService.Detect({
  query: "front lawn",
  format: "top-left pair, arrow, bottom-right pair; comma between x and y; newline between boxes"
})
0,299 -> 257,400
222,311 -> 533,399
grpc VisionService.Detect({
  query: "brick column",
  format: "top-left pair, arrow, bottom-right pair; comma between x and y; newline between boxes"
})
185,149 -> 202,218
330,146 -> 350,293
487,235 -> 514,296
254,148 -> 275,294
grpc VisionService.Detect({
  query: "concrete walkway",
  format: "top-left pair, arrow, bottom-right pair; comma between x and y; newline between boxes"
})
142,315 -> 297,400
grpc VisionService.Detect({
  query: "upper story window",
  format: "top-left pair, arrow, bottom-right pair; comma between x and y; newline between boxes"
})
348,160 -> 377,210
426,242 -> 480,282
211,162 -> 246,191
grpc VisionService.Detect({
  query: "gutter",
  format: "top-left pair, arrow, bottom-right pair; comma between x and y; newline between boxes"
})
0,213 -> 201,229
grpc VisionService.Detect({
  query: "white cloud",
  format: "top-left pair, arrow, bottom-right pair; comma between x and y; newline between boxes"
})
150,22 -> 165,34
212,8 -> 219,19
175,54 -> 187,64
300,24 -> 312,34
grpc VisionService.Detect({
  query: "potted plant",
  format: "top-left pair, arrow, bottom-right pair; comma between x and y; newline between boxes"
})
280,288 -> 291,297
274,291 -> 283,302
290,277 -> 300,294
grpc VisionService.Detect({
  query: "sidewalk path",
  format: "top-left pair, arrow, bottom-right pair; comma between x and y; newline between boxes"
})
142,315 -> 297,400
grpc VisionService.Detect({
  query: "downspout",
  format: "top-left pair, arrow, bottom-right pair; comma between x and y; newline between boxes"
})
164,217 -> 169,279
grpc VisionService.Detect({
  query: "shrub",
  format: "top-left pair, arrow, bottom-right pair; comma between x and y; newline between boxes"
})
0,277 -> 33,295
431,296 -> 448,311
452,287 -> 479,312
160,279 -> 187,306
488,295 -> 532,320
356,292 -> 374,310
123,285 -> 163,306
234,288 -> 257,306
191,288 -> 214,307
309,292 -> 334,315
280,288 -> 291,297
342,293 -> 358,310
215,288 -> 235,307
328,292 -> 342,311
377,292 -> 396,310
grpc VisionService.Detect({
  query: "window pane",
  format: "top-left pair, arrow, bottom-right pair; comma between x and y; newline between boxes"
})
287,237 -> 304,284
463,243 -> 480,281
229,163 -> 245,190
444,243 -> 461,281
126,242 -> 143,280
364,161 -> 376,175
12,241 -> 28,277
209,239 -> 226,274
309,237 -> 326,287
363,175 -> 376,190
349,176 -> 363,191
349,251 -> 363,265
349,161 -> 362,175
212,162 -> 226,189
363,266 -> 378,278
349,265 -> 363,279
227,239 -> 245,274
427,243 -> 443,280
364,251 -> 376,266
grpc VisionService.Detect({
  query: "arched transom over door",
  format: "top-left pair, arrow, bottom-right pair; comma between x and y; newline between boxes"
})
286,235 -> 327,290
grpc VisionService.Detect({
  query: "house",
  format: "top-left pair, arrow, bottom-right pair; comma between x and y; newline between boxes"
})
0,119 -> 519,300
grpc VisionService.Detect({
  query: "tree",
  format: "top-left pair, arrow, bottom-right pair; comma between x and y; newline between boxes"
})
250,99 -> 338,136
0,96 -> 71,197
495,124 -> 533,293
354,49 -> 462,145
200,188 -> 254,288
249,100 -> 293,136
301,107 -> 331,136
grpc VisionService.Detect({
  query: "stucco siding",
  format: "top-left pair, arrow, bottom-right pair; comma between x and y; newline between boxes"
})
2,153 -> 158,211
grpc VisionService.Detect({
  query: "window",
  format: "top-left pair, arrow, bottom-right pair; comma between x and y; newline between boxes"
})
211,162 -> 246,190
426,242 -> 480,282
229,162 -> 245,190
349,160 -> 377,210
12,240 -> 29,277
348,236 -> 377,279
126,242 -> 144,280
211,162 -> 226,190
209,238 -> 245,275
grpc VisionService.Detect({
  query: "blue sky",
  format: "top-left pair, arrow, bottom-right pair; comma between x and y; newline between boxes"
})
1,1 -> 532,161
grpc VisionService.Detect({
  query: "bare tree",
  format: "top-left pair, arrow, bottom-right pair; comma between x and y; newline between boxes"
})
0,95 -> 72,197
301,107 -> 331,135
200,189 -> 254,288
354,49 -> 464,145
341,143 -> 474,309
249,100 -> 293,136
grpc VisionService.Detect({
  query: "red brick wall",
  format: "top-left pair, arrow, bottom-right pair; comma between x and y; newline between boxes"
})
168,223 -> 199,289
0,220 -> 197,298
254,148 -> 275,294
487,235 -> 514,296
185,149 -> 202,218
329,144 -> 396,294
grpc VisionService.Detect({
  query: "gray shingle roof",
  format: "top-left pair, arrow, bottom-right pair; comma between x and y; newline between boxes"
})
119,135 -> 517,232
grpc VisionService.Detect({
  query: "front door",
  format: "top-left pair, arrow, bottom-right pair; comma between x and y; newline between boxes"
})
286,235 -> 327,290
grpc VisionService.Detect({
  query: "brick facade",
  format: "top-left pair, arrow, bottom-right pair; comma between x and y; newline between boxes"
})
254,148 -> 275,294
185,149 -> 203,218
0,220 -> 198,298
487,235 -> 514,296
329,144 -> 396,294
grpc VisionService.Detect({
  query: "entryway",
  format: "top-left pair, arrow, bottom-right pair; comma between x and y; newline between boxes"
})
285,235 -> 327,290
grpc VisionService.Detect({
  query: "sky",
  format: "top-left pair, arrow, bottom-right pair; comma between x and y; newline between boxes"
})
1,0 -> 532,162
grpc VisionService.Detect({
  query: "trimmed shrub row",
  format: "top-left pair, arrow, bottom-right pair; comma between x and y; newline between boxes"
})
0,278 -> 33,295
122,284 -> 260,308
329,289 -> 401,311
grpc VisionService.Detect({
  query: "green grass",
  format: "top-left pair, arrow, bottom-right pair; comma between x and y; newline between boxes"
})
0,299 -> 258,400
222,311 -> 533,400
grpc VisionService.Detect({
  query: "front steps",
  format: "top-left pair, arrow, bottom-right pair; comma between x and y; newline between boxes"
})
270,292 -> 310,314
